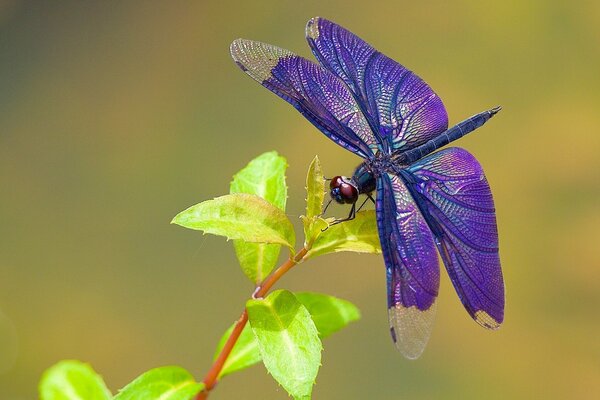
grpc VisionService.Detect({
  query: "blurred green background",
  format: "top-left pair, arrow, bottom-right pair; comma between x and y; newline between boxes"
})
1,1 -> 598,399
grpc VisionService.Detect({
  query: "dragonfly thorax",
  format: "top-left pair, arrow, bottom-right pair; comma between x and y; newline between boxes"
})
352,163 -> 377,194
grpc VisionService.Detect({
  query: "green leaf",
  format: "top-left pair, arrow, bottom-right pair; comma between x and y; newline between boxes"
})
114,366 -> 203,400
230,151 -> 288,209
301,215 -> 331,249
230,151 -> 288,283
294,292 -> 361,339
214,323 -> 260,379
212,292 -> 360,380
232,241 -> 282,283
301,156 -> 330,248
39,360 -> 111,400
306,210 -> 381,258
304,155 -> 324,220
172,193 -> 295,251
247,290 -> 321,400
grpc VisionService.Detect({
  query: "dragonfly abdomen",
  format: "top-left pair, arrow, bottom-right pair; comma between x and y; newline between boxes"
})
401,106 -> 501,164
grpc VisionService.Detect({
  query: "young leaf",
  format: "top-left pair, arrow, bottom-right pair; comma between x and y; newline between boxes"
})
114,366 -> 204,400
230,151 -> 288,283
302,156 -> 330,248
247,290 -> 321,399
306,210 -> 381,258
214,323 -> 260,379
172,193 -> 295,251
305,155 -> 325,220
39,360 -> 111,400
294,292 -> 361,339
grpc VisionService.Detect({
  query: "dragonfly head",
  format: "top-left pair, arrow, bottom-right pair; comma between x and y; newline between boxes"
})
329,176 -> 359,204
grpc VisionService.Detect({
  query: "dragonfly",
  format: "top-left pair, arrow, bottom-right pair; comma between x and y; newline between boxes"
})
230,17 -> 504,359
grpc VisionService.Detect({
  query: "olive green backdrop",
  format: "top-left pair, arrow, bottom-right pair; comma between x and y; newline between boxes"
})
1,1 -> 598,399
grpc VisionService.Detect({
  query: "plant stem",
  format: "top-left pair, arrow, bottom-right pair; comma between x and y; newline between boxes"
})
196,247 -> 309,399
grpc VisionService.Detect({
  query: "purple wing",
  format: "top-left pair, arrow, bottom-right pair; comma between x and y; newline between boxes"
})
377,172 -> 440,359
306,17 -> 448,154
406,147 -> 504,328
230,39 -> 380,158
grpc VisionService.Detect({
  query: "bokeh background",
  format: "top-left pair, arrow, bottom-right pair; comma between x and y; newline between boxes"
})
1,1 -> 599,399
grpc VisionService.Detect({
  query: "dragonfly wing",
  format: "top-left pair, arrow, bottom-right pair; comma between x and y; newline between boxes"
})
377,172 -> 440,359
405,147 -> 504,328
306,17 -> 448,153
231,39 -> 380,158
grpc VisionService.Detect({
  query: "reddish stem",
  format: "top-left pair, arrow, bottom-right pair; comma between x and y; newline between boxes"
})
196,247 -> 309,399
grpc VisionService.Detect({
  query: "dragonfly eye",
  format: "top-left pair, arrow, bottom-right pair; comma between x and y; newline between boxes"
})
330,187 -> 344,204
329,176 -> 344,190
329,176 -> 358,204
339,182 -> 358,203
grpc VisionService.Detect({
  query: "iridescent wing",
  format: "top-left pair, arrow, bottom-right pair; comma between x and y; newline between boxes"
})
404,147 -> 504,328
306,17 -> 448,154
230,39 -> 381,158
377,172 -> 440,359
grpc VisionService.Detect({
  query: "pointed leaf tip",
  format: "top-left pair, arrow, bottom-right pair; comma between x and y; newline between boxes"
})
295,292 -> 361,338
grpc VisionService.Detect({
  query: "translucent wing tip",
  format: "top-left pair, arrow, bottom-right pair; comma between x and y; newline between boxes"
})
474,310 -> 503,330
388,302 -> 437,360
229,38 -> 248,60
306,17 -> 322,39
229,39 -> 293,82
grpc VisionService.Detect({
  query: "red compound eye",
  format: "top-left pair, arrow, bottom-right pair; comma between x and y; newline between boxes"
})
330,176 -> 343,190
339,182 -> 358,203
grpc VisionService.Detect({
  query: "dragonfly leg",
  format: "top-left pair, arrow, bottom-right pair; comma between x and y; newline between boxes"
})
328,202 -> 356,227
322,192 -> 374,231
321,202 -> 357,232
321,198 -> 333,215
321,191 -> 375,231
355,194 -> 373,212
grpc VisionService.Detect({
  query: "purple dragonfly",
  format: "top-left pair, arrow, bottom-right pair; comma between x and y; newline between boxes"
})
231,17 -> 504,359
